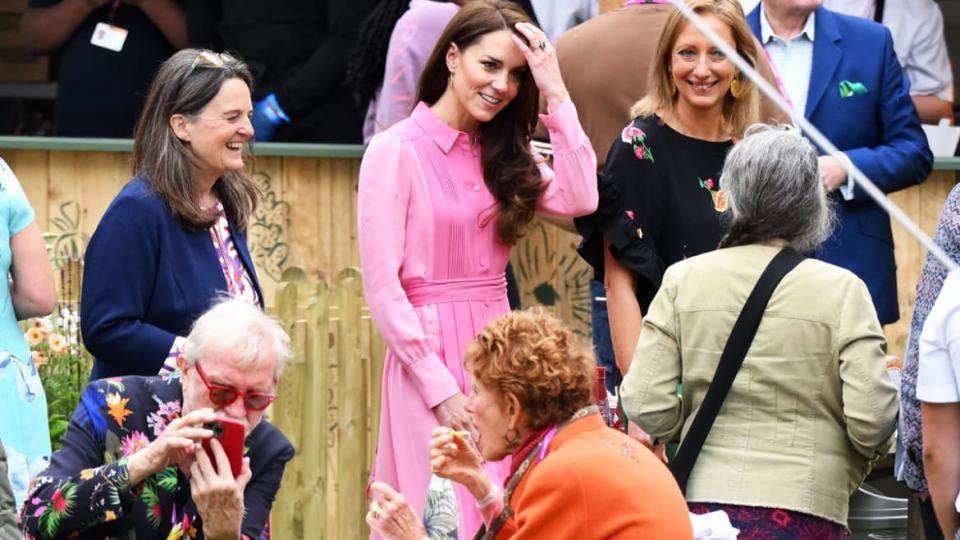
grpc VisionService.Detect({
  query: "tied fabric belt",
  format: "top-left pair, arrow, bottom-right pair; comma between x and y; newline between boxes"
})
404,275 -> 507,307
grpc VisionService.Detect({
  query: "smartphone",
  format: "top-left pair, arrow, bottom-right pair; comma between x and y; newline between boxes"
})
201,417 -> 244,477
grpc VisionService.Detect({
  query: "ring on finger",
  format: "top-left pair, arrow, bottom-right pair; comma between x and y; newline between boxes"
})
538,40 -> 546,50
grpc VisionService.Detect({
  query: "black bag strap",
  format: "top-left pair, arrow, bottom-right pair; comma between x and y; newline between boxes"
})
670,247 -> 805,494
873,0 -> 885,23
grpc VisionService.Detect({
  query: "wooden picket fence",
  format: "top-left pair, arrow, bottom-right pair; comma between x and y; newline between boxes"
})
268,266 -> 385,540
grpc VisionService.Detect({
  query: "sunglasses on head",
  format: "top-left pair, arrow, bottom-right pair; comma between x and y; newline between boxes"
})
181,51 -> 237,85
193,362 -> 276,411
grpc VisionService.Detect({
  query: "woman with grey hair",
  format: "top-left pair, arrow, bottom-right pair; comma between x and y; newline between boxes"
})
621,125 -> 899,537
81,48 -> 263,381
21,297 -> 293,539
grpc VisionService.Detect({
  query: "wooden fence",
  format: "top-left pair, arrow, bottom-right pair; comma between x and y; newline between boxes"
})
2,143 -> 958,538
2,144 -> 957,358
269,266 -> 385,540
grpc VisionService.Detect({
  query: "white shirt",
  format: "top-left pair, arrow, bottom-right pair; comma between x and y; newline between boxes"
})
823,0 -> 953,101
530,0 -> 598,43
759,3 -> 815,117
917,270 -> 960,404
916,270 -> 960,512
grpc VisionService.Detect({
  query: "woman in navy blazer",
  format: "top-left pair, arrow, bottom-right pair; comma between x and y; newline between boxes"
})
82,49 -> 263,380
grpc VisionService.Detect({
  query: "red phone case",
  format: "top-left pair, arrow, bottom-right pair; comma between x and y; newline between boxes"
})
201,417 -> 244,477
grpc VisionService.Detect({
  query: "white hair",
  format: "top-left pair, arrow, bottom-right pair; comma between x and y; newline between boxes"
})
720,123 -> 836,253
181,297 -> 291,378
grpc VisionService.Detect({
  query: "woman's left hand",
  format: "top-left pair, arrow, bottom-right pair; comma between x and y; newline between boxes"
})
512,22 -> 568,111
189,438 -> 252,540
366,482 -> 427,540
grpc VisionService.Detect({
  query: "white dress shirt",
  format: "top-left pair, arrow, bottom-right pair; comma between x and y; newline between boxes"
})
759,4 -> 815,116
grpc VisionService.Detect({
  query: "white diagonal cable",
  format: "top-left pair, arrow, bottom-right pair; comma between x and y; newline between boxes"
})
666,0 -> 958,272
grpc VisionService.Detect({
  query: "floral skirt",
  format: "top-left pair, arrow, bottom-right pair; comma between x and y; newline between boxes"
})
687,502 -> 848,539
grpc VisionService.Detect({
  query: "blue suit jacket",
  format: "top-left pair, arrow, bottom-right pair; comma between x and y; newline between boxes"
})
748,5 -> 933,324
81,177 -> 263,379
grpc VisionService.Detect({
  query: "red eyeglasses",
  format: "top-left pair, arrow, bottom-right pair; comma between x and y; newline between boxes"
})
193,362 -> 276,411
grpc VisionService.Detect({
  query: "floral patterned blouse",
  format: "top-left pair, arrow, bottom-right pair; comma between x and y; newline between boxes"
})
19,372 -> 293,539
162,202 -> 260,372
576,115 -> 733,313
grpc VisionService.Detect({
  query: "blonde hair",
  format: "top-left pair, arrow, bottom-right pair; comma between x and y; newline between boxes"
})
630,0 -> 760,138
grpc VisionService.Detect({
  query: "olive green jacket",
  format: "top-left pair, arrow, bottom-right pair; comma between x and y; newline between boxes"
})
621,243 -> 898,526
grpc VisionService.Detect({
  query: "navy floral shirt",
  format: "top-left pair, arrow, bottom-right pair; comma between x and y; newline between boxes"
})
19,372 -> 294,539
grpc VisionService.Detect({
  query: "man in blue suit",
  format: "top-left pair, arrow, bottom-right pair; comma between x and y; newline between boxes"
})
747,0 -> 933,325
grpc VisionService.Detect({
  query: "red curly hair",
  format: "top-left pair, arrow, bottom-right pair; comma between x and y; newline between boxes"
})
465,308 -> 595,431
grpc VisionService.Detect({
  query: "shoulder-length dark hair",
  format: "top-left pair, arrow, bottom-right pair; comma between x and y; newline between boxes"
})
132,49 -> 260,231
416,0 -> 543,245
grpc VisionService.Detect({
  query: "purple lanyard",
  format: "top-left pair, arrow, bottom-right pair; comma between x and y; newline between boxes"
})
107,0 -> 121,24
537,425 -> 559,462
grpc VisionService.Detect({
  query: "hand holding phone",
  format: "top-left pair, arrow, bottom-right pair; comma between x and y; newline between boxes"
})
200,417 -> 244,477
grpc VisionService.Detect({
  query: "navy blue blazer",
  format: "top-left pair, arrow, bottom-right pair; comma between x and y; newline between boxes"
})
748,5 -> 933,324
81,177 -> 264,380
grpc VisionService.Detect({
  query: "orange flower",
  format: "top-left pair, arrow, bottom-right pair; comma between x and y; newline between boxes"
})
31,351 -> 48,368
48,333 -> 69,355
25,327 -> 47,347
106,393 -> 133,427
713,189 -> 729,212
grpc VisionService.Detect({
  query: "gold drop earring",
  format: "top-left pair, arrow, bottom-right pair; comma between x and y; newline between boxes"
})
730,74 -> 742,99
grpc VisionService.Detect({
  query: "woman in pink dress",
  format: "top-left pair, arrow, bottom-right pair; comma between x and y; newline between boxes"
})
358,1 -> 597,537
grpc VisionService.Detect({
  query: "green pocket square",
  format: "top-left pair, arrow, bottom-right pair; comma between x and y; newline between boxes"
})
839,80 -> 868,97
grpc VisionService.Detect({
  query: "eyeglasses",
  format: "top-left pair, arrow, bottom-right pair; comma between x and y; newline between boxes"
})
181,51 -> 236,85
193,362 -> 276,411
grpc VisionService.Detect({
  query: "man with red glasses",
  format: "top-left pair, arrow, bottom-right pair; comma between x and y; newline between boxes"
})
21,298 -> 293,540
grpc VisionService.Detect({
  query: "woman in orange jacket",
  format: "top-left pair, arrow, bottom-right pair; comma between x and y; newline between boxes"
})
366,308 -> 692,539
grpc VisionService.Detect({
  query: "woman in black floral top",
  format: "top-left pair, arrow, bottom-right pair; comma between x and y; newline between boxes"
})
576,0 -> 760,376
20,299 -> 294,539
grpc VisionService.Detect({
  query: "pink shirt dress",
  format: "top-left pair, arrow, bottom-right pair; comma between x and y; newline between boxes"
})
359,96 -> 597,538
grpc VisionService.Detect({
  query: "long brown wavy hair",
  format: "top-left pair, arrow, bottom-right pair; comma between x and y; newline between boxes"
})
132,49 -> 260,231
416,0 -> 543,245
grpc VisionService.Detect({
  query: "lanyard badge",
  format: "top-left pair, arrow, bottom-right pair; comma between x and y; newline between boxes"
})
90,0 -> 128,52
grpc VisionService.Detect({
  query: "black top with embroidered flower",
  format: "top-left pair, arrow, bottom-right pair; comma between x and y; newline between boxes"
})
576,115 -> 733,313
19,373 -> 294,540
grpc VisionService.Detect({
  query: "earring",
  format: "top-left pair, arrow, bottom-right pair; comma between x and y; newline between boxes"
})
730,75 -> 742,99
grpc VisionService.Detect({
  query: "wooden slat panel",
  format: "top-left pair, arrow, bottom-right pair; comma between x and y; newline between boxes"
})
886,171 -> 958,358
3,149 -> 49,228
6,145 -> 956,537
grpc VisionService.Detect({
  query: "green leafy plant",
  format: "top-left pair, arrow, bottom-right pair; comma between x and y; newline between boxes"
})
23,258 -> 91,451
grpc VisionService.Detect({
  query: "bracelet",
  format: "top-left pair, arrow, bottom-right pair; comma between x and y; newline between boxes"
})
475,484 -> 499,508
